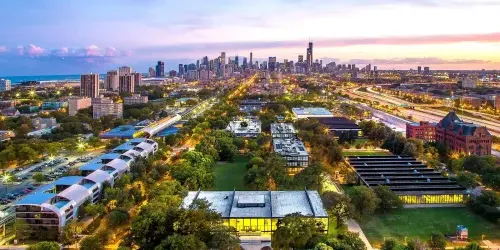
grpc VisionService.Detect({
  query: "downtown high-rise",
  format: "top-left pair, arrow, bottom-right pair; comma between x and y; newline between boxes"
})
80,73 -> 99,98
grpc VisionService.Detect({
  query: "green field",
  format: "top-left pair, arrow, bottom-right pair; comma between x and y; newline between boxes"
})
214,155 -> 249,191
359,208 -> 500,245
342,151 -> 391,156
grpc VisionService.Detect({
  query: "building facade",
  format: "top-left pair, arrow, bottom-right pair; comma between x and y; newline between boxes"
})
226,118 -> 262,138
156,61 -> 164,77
32,117 -> 57,130
119,74 -> 135,93
292,107 -> 333,119
92,96 -> 123,119
270,123 -> 296,138
273,138 -> 309,174
80,74 -> 99,98
0,79 -> 11,92
436,111 -> 492,156
123,94 -> 148,105
105,70 -> 119,91
118,66 -> 132,76
68,97 -> 91,116
406,121 -> 436,142
182,190 -> 328,240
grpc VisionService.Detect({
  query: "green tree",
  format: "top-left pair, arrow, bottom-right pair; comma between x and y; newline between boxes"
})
108,209 -> 129,227
427,232 -> 447,250
456,172 -> 480,189
80,235 -> 104,250
348,186 -> 380,221
373,185 -> 403,211
407,237 -> 426,250
381,239 -> 407,250
84,203 -> 105,219
314,242 -> 334,250
337,232 -> 367,250
156,234 -> 208,250
464,242 -> 481,250
14,219 -> 30,240
321,191 -> 352,229
32,172 -> 45,183
272,213 -> 326,250
60,220 -> 83,245
26,241 -> 60,250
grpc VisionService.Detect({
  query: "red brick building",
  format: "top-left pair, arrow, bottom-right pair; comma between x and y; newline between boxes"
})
406,121 -> 436,142
435,111 -> 492,156
407,111 -> 492,156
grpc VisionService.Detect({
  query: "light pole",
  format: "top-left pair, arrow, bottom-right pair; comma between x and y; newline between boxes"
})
2,173 -> 11,195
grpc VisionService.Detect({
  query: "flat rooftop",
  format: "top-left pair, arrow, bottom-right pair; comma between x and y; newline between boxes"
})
182,190 -> 327,218
316,117 -> 361,130
227,118 -> 261,134
270,123 -> 296,135
273,138 -> 308,157
292,107 -> 333,117
347,155 -> 466,195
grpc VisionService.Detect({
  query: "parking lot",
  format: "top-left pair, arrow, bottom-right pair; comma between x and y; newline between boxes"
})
0,154 -> 97,207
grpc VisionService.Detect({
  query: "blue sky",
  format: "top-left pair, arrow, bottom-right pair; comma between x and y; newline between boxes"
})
1,0 -> 500,75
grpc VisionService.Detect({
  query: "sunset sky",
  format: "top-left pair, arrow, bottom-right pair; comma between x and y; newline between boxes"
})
1,0 -> 500,75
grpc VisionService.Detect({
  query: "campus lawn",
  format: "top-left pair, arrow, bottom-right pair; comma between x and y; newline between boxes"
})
359,208 -> 500,245
214,155 -> 249,191
342,151 -> 391,156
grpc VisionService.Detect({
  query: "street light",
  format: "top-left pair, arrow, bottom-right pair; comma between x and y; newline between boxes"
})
2,173 -> 11,194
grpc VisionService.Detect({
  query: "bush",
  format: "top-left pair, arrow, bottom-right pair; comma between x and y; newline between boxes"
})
108,209 -> 129,227
27,241 -> 60,250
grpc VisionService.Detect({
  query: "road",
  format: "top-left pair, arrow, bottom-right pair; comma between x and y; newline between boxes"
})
349,87 -> 500,137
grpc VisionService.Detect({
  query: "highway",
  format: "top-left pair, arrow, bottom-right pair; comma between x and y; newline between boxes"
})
350,87 -> 500,137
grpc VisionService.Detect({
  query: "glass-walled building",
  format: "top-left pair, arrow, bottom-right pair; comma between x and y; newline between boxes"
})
182,190 -> 329,240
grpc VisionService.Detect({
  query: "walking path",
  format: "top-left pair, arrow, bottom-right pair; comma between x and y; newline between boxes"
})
347,219 -> 373,250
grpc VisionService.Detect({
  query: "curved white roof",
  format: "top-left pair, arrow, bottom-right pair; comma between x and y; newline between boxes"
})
106,158 -> 129,172
85,170 -> 113,185
123,149 -> 141,159
137,142 -> 154,153
57,185 -> 92,207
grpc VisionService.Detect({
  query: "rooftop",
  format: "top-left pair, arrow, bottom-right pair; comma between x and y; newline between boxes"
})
315,117 -> 361,130
182,190 -> 327,218
292,107 -> 333,117
226,118 -> 262,135
270,123 -> 296,135
273,138 -> 308,157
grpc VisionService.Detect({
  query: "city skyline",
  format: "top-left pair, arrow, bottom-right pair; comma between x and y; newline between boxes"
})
1,0 -> 500,75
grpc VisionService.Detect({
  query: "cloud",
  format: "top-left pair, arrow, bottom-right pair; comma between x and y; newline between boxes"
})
105,47 -> 117,57
345,57 -> 496,65
0,46 -> 7,53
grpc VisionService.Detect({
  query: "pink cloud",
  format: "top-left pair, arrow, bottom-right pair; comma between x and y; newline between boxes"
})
26,44 -> 45,57
0,46 -> 7,53
84,45 -> 102,57
122,49 -> 132,57
104,47 -> 117,57
53,47 -> 69,57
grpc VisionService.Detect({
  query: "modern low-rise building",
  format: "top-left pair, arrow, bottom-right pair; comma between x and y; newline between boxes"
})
32,117 -> 57,130
226,118 -> 261,137
273,138 -> 309,174
182,190 -> 328,240
15,138 -> 158,239
406,121 -> 437,142
270,123 -> 296,138
292,107 -> 333,119
316,117 -> 361,138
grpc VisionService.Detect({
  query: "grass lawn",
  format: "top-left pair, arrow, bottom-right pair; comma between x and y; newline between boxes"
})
214,155 -> 249,191
354,138 -> 369,145
342,151 -> 391,156
359,208 -> 500,245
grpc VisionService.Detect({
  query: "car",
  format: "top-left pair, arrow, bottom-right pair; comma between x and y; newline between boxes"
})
0,200 -> 9,205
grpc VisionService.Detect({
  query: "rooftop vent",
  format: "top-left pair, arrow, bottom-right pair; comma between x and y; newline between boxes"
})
237,195 -> 265,208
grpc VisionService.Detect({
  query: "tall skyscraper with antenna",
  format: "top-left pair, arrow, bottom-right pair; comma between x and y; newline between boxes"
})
306,41 -> 313,69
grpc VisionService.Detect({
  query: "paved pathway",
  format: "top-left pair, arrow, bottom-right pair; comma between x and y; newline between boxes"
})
347,219 -> 373,250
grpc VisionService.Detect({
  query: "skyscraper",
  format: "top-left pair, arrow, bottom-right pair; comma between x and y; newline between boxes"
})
0,79 -> 11,92
105,70 -> 119,91
298,55 -> 304,63
156,61 -> 164,77
179,64 -> 184,76
250,52 -> 253,67
306,42 -> 313,68
268,57 -> 277,72
424,67 -> 430,75
242,57 -> 248,70
119,66 -> 132,76
202,56 -> 209,68
148,67 -> 155,77
221,52 -> 226,64
80,73 -> 99,98
417,66 -> 422,74
119,74 -> 135,93
235,56 -> 239,67
196,60 -> 200,70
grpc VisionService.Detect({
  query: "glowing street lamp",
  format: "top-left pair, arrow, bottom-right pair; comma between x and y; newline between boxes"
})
15,93 -> 20,98
77,142 -> 86,150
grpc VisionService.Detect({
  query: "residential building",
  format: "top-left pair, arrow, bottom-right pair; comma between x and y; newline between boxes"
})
32,117 -> 57,130
273,138 -> 309,174
0,79 -> 11,92
1,107 -> 20,117
118,66 -> 132,76
68,97 -> 91,116
316,117 -> 361,138
460,78 -> 477,89
187,70 -> 198,81
406,121 -> 436,142
123,94 -> 148,105
292,107 -> 333,119
41,101 -> 67,110
148,67 -> 155,77
460,96 -> 482,108
486,95 -> 500,110
15,138 -> 158,239
182,190 -> 328,241
226,118 -> 261,137
0,130 -> 15,141
119,74 -> 135,93
436,111 -> 492,156
92,96 -> 123,119
80,73 -> 99,98
270,123 -> 296,138
105,70 -> 119,91
132,72 -> 142,86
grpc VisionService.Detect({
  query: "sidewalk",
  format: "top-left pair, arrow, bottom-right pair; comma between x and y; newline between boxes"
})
347,219 -> 373,250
